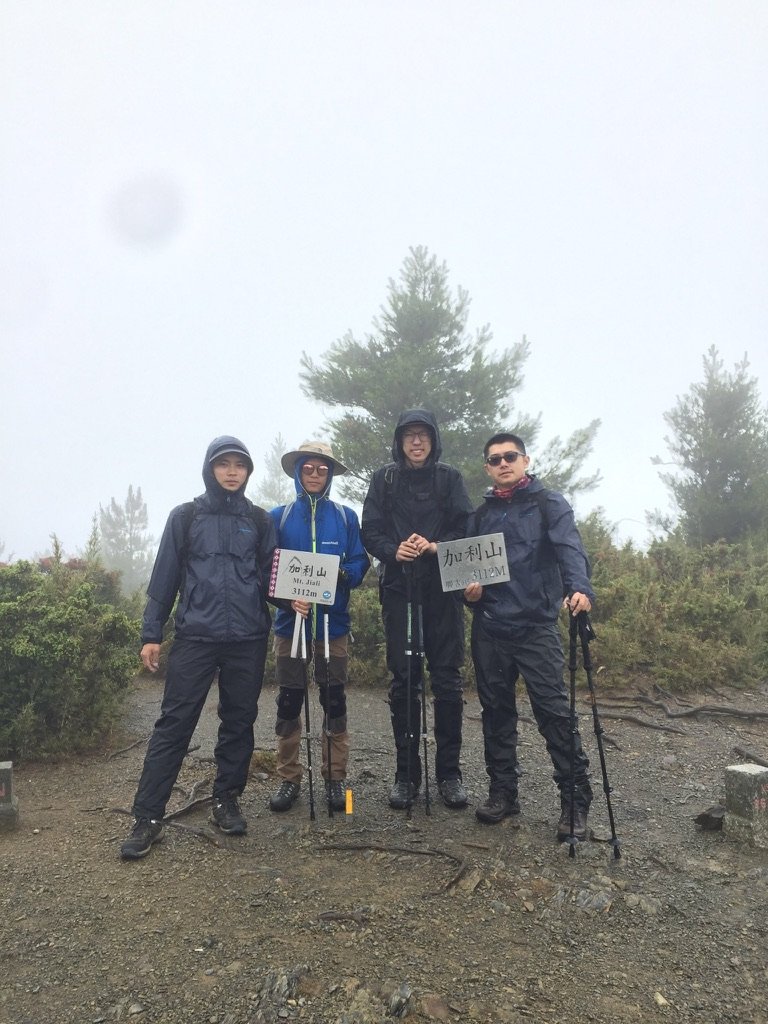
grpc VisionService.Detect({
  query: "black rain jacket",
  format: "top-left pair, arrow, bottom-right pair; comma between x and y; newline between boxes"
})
361,409 -> 472,594
141,435 -> 277,644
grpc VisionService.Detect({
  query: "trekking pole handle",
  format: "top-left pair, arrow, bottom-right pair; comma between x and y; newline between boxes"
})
290,610 -> 303,659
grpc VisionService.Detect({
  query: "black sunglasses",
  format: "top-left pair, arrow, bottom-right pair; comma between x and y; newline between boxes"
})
485,451 -> 524,466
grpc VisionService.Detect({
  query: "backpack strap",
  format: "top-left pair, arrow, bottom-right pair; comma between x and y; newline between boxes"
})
244,499 -> 271,537
529,488 -> 550,532
382,463 -> 397,514
179,501 -> 196,563
279,501 -> 295,532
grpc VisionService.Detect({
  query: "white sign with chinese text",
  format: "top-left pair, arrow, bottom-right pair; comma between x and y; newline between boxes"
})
268,548 -> 340,605
436,533 -> 509,592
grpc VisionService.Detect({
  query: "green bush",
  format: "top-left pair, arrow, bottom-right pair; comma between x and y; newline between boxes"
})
584,530 -> 768,691
348,575 -> 389,687
0,561 -> 140,759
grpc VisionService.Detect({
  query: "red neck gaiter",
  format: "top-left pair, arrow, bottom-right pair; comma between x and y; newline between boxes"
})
492,474 -> 532,501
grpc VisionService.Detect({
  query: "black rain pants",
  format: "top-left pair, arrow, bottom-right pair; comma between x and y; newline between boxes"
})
471,616 -> 590,801
132,637 -> 267,820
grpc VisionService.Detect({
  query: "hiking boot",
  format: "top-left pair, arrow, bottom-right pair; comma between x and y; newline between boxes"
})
389,777 -> 419,810
211,791 -> 247,834
120,818 -> 164,860
556,802 -> 590,842
325,780 -> 346,812
269,780 -> 300,812
475,792 -> 521,825
438,777 -> 468,809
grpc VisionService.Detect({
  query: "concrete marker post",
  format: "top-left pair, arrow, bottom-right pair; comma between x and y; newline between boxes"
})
723,763 -> 768,849
0,762 -> 19,832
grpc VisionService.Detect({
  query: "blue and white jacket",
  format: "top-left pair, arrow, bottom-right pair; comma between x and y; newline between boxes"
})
270,463 -> 369,640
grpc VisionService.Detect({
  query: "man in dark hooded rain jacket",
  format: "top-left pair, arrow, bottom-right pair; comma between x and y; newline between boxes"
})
120,436 -> 278,860
361,410 -> 473,810
266,441 -> 369,813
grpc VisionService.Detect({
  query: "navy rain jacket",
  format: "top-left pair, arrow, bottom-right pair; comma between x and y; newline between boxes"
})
361,408 -> 472,593
269,460 -> 369,640
141,435 -> 278,644
465,476 -> 594,634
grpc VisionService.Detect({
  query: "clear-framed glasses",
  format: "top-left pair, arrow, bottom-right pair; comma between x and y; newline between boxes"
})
485,451 -> 524,466
301,464 -> 330,476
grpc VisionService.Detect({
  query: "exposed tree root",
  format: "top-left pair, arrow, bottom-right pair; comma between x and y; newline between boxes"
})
320,841 -> 468,897
733,745 -> 768,768
105,735 -> 150,761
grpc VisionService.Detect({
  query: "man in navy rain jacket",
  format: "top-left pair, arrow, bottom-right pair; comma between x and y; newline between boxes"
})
464,431 -> 595,841
267,441 -> 369,813
120,436 -> 278,860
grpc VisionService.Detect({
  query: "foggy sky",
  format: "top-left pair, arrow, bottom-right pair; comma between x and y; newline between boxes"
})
1,1 -> 766,560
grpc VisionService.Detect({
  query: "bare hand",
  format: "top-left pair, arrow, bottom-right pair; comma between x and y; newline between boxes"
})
464,582 -> 483,603
396,533 -> 435,561
291,599 -> 311,618
140,643 -> 161,673
567,592 -> 592,615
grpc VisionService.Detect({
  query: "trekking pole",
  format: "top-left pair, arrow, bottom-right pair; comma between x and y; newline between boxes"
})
404,564 -> 415,818
566,614 -> 580,858
575,612 -> 621,860
298,612 -> 316,822
323,611 -> 333,818
415,588 -> 431,816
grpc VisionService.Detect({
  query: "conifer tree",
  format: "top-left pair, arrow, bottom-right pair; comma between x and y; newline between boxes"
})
248,433 -> 293,509
300,245 -> 599,503
99,485 -> 154,594
656,346 -> 768,544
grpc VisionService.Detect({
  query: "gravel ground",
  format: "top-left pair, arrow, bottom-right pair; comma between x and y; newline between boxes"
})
2,672 -> 768,1024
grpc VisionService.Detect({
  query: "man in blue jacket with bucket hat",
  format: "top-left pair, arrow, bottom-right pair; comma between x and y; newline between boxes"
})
267,440 -> 369,813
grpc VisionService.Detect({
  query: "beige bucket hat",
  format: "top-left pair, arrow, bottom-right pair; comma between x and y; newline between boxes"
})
280,440 -> 349,477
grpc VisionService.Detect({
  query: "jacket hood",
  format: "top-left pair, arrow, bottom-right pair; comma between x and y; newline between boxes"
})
391,408 -> 442,463
203,435 -> 254,497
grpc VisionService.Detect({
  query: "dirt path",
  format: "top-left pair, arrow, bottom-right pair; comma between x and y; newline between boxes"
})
2,677 -> 768,1024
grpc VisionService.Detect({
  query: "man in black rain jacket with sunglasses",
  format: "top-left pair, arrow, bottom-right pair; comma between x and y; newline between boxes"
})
463,432 -> 595,842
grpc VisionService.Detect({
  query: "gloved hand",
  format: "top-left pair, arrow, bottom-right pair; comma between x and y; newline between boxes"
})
337,567 -> 350,591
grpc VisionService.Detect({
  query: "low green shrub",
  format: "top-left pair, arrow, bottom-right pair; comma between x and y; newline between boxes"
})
0,561 -> 139,759
584,531 -> 768,691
